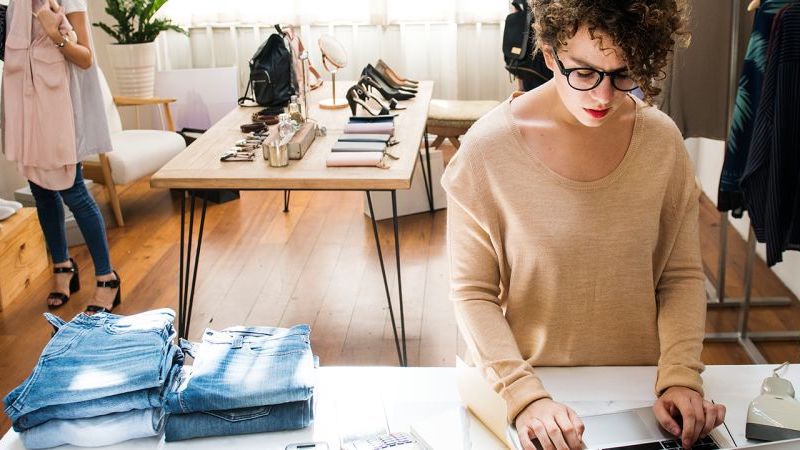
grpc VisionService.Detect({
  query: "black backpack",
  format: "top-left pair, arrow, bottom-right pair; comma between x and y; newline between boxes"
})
502,0 -> 552,90
238,33 -> 296,108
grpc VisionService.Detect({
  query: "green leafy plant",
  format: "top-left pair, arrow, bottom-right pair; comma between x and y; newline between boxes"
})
93,0 -> 186,45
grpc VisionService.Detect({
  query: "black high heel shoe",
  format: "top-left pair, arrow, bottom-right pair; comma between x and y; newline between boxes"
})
85,270 -> 121,314
356,78 -> 407,111
364,64 -> 417,93
347,85 -> 390,116
358,74 -> 415,101
47,258 -> 80,308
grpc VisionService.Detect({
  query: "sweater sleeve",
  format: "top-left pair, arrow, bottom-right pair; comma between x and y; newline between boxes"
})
653,140 -> 706,397
442,146 -> 551,423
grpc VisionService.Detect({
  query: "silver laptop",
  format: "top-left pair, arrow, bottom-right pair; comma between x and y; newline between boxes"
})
736,439 -> 800,449
455,363 -> 789,450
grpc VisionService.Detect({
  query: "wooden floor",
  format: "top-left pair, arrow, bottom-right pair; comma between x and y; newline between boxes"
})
1,144 -> 798,433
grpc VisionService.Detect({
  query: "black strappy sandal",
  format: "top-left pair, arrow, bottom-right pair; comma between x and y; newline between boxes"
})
85,270 -> 122,314
47,258 -> 79,308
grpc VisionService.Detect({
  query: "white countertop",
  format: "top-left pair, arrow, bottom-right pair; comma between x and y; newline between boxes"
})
2,364 -> 798,449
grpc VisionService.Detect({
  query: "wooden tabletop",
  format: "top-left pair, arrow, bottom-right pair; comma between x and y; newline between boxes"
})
150,81 -> 433,191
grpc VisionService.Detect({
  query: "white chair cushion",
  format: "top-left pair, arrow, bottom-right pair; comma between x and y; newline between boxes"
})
85,130 -> 185,185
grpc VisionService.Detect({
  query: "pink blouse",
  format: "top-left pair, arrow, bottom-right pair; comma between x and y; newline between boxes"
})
3,0 -> 77,190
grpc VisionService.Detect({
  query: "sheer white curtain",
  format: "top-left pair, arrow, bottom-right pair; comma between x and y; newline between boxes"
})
156,0 -> 514,101
159,0 -> 506,26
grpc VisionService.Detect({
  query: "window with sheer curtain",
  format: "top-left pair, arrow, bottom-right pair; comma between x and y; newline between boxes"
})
159,0 -> 508,26
155,0 -> 513,102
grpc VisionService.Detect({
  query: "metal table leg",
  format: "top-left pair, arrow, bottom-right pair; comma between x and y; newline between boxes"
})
178,190 -> 209,340
418,127 -> 435,213
365,191 -> 407,366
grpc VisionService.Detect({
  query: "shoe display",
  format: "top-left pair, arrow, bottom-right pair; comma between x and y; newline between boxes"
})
85,270 -> 122,314
356,78 -> 407,111
347,85 -> 391,116
47,258 -> 80,308
357,73 -> 415,101
376,59 -> 419,86
363,64 -> 417,93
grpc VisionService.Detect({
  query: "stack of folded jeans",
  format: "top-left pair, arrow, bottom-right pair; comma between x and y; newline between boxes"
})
164,324 -> 315,441
3,309 -> 183,449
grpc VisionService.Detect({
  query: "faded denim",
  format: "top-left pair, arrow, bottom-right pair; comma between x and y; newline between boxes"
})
166,325 -> 314,414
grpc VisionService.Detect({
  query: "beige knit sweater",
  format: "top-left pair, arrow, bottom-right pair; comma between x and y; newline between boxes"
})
441,96 -> 706,423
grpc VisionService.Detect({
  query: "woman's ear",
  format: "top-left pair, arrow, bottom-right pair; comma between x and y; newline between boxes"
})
541,45 -> 556,71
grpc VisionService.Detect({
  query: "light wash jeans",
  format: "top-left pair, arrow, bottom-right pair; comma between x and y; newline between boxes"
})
20,408 -> 164,449
166,325 -> 314,414
14,347 -> 182,431
4,309 -> 181,430
164,399 -> 313,442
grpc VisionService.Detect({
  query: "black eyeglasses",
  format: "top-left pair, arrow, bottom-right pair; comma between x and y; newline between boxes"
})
552,51 -> 637,92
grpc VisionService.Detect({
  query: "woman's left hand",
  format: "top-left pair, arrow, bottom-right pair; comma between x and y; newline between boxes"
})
32,2 -> 63,42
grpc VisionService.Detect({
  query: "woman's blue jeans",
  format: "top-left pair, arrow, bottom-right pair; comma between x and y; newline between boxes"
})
28,163 -> 112,276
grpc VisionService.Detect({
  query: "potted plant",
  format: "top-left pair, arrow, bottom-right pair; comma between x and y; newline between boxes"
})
93,0 -> 186,97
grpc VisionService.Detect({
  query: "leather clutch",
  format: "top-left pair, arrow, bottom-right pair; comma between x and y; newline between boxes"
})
332,141 -> 386,152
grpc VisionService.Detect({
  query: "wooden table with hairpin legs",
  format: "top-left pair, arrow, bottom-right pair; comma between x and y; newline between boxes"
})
150,81 -> 435,367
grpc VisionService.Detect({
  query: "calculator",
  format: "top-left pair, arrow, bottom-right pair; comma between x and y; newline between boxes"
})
341,431 -> 422,450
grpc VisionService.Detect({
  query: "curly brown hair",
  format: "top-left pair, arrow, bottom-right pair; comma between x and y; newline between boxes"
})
531,0 -> 688,102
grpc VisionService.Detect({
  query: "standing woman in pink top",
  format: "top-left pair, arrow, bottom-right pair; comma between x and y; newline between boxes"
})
442,1 -> 726,449
2,0 -> 121,313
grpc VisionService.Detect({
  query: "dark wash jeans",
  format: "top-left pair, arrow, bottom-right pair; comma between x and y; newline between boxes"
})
28,163 -> 112,275
164,398 -> 313,442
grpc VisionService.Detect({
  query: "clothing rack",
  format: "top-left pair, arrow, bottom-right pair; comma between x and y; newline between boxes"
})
703,0 -> 800,364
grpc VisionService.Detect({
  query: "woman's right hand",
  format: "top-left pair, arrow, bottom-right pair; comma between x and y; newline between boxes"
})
515,398 -> 585,450
32,1 -> 62,42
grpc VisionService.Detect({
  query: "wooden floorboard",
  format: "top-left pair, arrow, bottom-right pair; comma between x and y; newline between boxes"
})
0,144 -> 798,434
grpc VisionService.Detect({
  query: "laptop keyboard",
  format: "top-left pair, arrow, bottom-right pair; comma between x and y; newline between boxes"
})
602,435 -> 720,450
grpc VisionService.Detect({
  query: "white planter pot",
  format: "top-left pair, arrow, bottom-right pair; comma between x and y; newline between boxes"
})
106,42 -> 157,98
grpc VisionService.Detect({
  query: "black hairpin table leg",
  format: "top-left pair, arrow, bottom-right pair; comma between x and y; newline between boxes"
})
418,127 -> 435,213
178,190 -> 209,340
365,191 -> 406,366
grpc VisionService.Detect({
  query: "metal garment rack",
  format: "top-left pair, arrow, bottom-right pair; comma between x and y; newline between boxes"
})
704,0 -> 800,363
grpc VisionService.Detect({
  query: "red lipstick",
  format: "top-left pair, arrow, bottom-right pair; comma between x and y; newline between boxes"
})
584,108 -> 609,119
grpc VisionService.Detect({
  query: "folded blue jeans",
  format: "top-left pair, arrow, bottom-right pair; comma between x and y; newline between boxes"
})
164,398 -> 313,442
14,346 -> 182,431
4,309 -> 180,429
166,325 -> 314,414
20,408 -> 165,449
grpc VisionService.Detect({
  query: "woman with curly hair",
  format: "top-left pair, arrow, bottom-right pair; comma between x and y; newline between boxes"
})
441,1 -> 725,449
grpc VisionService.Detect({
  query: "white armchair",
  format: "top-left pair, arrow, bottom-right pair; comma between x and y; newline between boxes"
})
82,71 -> 186,227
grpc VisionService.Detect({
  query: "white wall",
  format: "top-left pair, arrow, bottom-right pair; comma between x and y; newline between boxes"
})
685,138 -> 800,299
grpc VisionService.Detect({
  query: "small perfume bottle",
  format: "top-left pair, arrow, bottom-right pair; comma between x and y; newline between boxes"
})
278,113 -> 295,141
288,95 -> 304,124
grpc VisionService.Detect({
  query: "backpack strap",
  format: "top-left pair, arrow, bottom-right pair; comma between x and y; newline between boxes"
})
238,79 -> 257,106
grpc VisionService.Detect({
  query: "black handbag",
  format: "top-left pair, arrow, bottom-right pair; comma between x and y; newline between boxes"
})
238,32 -> 296,108
1,4 -> 7,61
502,0 -> 552,90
